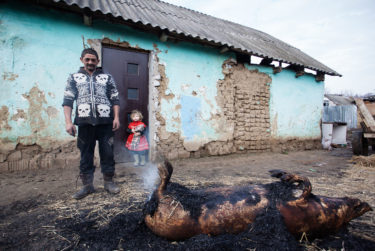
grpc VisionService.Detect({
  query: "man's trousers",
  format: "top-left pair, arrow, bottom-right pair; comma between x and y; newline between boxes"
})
77,124 -> 115,176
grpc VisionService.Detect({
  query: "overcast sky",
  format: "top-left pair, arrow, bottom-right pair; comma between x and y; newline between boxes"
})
163,0 -> 375,95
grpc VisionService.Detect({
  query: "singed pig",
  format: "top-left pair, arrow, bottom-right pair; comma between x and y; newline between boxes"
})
144,160 -> 372,241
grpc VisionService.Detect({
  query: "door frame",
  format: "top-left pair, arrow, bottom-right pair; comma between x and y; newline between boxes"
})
90,38 -> 159,162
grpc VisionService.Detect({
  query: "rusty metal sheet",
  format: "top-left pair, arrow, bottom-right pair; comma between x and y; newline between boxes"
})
323,105 -> 357,129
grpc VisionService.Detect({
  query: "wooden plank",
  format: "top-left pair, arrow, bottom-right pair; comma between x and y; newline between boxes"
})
355,98 -> 375,132
364,133 -> 375,138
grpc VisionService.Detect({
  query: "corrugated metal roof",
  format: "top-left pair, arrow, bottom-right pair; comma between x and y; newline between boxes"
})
53,0 -> 341,76
325,94 -> 354,105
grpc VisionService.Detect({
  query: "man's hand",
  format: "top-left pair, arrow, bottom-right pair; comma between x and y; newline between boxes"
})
112,105 -> 120,131
112,118 -> 120,131
66,122 -> 77,137
63,106 -> 76,136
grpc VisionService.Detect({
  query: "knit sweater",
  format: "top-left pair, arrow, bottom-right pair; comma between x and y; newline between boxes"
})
62,67 -> 120,126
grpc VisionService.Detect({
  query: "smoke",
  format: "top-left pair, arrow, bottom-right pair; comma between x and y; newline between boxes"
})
140,163 -> 159,199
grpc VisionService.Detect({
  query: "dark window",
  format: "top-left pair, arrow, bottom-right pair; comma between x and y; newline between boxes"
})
127,63 -> 139,75
128,88 -> 139,100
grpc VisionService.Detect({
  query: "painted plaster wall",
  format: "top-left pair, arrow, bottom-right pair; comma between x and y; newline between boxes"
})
247,65 -> 325,139
158,42 -> 232,151
0,2 -> 232,153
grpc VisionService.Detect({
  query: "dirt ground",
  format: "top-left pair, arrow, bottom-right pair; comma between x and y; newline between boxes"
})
0,147 -> 374,250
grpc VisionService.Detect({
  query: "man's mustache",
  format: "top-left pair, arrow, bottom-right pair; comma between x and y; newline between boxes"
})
86,64 -> 96,68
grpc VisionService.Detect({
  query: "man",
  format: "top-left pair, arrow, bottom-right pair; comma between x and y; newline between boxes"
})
63,48 -> 121,200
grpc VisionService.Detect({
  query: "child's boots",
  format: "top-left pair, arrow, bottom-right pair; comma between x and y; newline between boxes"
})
140,155 -> 146,166
133,154 -> 140,166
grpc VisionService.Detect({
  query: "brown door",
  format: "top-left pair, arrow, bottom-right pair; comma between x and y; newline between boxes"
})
102,47 -> 149,163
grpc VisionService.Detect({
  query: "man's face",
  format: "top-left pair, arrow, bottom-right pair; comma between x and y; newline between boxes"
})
80,53 -> 99,73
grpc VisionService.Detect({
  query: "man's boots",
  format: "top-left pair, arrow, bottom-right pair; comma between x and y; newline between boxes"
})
73,173 -> 95,200
103,173 -> 120,194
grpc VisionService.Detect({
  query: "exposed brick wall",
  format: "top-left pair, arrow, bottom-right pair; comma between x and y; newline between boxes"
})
155,59 -> 273,159
0,141 -> 95,172
231,64 -> 271,152
203,61 -> 272,155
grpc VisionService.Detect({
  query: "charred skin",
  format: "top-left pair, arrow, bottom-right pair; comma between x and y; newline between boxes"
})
144,162 -> 372,241
145,161 -> 269,240
198,185 -> 268,236
144,194 -> 200,240
270,169 -> 372,237
279,195 -> 372,238
145,160 -> 200,240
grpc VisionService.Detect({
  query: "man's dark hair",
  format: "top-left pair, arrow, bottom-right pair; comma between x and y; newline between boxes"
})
81,48 -> 99,59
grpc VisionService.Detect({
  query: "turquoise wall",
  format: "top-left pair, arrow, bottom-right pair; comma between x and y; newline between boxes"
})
0,2 -> 232,149
247,65 -> 324,139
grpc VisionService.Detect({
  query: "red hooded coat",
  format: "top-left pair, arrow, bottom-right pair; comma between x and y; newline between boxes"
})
125,121 -> 149,151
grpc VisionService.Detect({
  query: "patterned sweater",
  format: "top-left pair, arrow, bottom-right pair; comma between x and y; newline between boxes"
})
62,67 -> 120,126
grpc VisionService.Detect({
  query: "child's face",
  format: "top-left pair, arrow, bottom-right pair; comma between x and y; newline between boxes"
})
132,114 -> 140,121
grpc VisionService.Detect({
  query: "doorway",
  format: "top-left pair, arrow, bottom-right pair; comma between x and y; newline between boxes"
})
102,46 -> 149,163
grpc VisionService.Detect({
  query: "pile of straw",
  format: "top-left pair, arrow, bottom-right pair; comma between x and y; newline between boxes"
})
349,154 -> 375,168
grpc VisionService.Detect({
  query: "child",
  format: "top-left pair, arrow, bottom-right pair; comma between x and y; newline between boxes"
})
125,110 -> 149,166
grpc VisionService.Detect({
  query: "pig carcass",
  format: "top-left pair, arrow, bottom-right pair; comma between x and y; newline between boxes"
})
144,160 -> 372,240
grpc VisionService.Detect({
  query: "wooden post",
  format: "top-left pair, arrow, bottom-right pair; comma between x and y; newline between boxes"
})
355,98 -> 375,132
83,14 -> 92,26
273,61 -> 282,74
159,32 -> 168,42
315,71 -> 325,82
295,66 -> 304,78
219,46 -> 229,54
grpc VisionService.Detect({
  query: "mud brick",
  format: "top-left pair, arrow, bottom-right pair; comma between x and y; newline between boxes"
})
305,141 -> 314,150
0,153 -> 6,163
178,150 -> 190,159
0,162 -> 8,172
7,150 -> 22,161
40,158 -> 53,169
53,158 -> 67,168
65,156 -> 80,168
8,160 -> 29,172
218,147 -> 230,155
21,145 -> 41,155
192,151 -> 201,158
167,149 -> 179,160
29,158 -> 39,169
21,149 -> 38,159
159,129 -> 170,140
28,163 -> 38,170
